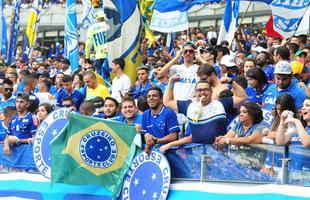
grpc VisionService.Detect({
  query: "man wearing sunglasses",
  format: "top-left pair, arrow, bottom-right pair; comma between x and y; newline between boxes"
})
157,42 -> 199,101
0,79 -> 16,117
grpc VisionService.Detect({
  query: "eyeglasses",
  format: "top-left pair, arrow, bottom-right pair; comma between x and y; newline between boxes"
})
62,104 -> 71,108
4,88 -> 13,92
184,49 -> 195,54
195,88 -> 210,92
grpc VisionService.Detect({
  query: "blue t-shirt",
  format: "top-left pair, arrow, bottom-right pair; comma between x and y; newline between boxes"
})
263,82 -> 306,110
112,113 -> 143,125
141,106 -> 180,138
57,89 -> 84,111
7,112 -> 38,139
262,64 -> 274,83
0,120 -> 7,141
156,82 -> 168,94
246,83 -> 270,105
133,81 -> 152,100
0,97 -> 16,114
177,97 -> 234,144
233,121 -> 266,137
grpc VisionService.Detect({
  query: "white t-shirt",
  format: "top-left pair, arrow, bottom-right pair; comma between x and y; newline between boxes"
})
207,31 -> 217,40
170,64 -> 199,101
111,74 -> 132,102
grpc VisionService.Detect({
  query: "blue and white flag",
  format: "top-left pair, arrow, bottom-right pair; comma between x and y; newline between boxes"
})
0,0 -> 3,56
270,0 -> 310,39
7,0 -> 21,64
65,0 -> 79,72
166,32 -> 175,56
150,9 -> 188,33
217,0 -> 240,45
1,14 -> 7,58
81,0 -> 96,30
104,0 -> 142,83
153,0 -> 221,12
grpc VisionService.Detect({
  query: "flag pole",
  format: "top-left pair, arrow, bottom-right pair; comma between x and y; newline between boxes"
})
229,1 -> 252,49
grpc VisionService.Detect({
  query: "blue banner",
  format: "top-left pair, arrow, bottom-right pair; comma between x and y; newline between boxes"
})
7,0 -> 21,64
1,15 -> 8,59
65,0 -> 79,72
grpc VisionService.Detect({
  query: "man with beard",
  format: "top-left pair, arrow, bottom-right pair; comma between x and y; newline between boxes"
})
141,86 -> 180,154
0,79 -> 16,116
160,76 -> 247,152
3,92 -> 38,154
256,51 -> 274,83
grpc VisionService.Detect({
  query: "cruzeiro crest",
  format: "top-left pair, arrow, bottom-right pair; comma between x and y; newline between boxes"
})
80,130 -> 117,168
121,151 -> 171,200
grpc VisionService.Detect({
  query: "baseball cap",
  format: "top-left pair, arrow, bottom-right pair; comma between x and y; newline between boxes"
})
221,55 -> 236,67
92,96 -> 104,108
205,46 -> 218,57
16,92 -> 29,101
291,60 -> 304,75
274,61 -> 292,75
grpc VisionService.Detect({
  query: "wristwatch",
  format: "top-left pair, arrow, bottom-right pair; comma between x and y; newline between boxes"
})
225,137 -> 230,145
15,136 -> 21,145
153,137 -> 158,144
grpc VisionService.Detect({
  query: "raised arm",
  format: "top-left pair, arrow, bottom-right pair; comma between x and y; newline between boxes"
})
157,49 -> 183,76
163,77 -> 179,112
220,77 -> 247,107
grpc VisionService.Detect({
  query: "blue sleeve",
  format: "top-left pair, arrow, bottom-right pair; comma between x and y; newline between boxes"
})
219,97 -> 234,114
56,91 -> 63,106
6,120 -> 12,136
177,100 -> 191,115
141,112 -> 148,134
166,109 -> 180,134
294,89 -> 307,110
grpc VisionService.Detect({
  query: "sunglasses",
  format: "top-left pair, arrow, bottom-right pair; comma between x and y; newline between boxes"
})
195,88 -> 211,92
62,104 -> 71,108
4,88 -> 13,92
184,49 -> 195,54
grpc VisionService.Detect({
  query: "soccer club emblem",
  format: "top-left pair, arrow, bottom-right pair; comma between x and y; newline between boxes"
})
121,151 -> 171,200
33,108 -> 69,178
79,130 -> 117,169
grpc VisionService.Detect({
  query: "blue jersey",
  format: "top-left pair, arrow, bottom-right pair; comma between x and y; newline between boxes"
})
141,106 -> 180,138
263,64 -> 274,83
57,89 -> 84,111
246,83 -> 270,105
112,113 -> 143,125
7,112 -> 38,139
290,126 -> 310,145
0,97 -> 16,114
133,81 -> 152,99
263,82 -> 306,110
155,82 -> 168,94
0,120 -> 7,141
177,97 -> 233,144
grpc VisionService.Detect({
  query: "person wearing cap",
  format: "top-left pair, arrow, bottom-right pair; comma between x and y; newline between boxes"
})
133,67 -> 153,100
110,58 -> 132,102
85,10 -> 108,78
60,59 -> 72,75
220,55 -> 238,79
157,42 -> 199,101
197,46 -> 221,77
263,61 -> 306,111
57,75 -> 84,111
0,79 -> 16,117
3,92 -> 38,155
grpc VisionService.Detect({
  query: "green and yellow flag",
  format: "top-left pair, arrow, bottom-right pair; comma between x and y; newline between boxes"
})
50,113 -> 139,196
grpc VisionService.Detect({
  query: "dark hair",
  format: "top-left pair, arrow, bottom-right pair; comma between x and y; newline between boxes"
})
275,46 -> 290,60
112,57 -> 125,71
41,80 -> 52,90
219,89 -> 233,98
241,102 -> 263,124
297,34 -> 307,44
271,94 -> 297,131
137,95 -> 149,112
287,43 -> 299,54
195,80 -> 211,91
3,78 -> 13,86
148,86 -> 163,98
121,96 -> 136,107
62,97 -> 74,106
234,76 -> 248,90
246,67 -> 267,88
62,75 -> 72,83
20,70 -> 30,76
79,100 -> 95,115
9,72 -> 18,79
105,97 -> 119,108
39,103 -> 53,115
3,106 -> 16,118
220,41 -> 229,46
210,38 -> 217,46
197,65 -> 217,76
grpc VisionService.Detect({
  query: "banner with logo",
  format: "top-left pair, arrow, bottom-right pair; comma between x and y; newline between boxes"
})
65,0 -> 79,72
104,0 -> 142,84
50,113 -> 140,197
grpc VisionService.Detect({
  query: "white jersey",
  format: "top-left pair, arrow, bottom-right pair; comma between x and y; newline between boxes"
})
170,64 -> 199,101
111,74 -> 132,102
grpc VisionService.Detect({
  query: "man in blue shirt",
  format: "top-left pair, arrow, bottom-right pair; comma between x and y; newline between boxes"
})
141,86 -> 180,154
0,106 -> 16,142
263,61 -> 306,111
160,76 -> 247,152
0,79 -> 16,116
3,92 -> 38,155
112,96 -> 142,125
57,75 -> 84,111
133,67 -> 153,100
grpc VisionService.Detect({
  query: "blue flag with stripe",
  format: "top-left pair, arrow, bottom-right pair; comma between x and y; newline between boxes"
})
7,0 -> 21,64
65,0 -> 79,72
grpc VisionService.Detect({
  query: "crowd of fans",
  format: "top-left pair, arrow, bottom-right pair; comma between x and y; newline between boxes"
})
0,19 -> 309,173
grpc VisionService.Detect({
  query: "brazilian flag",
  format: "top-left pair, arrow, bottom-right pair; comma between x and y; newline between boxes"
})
50,113 -> 140,197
